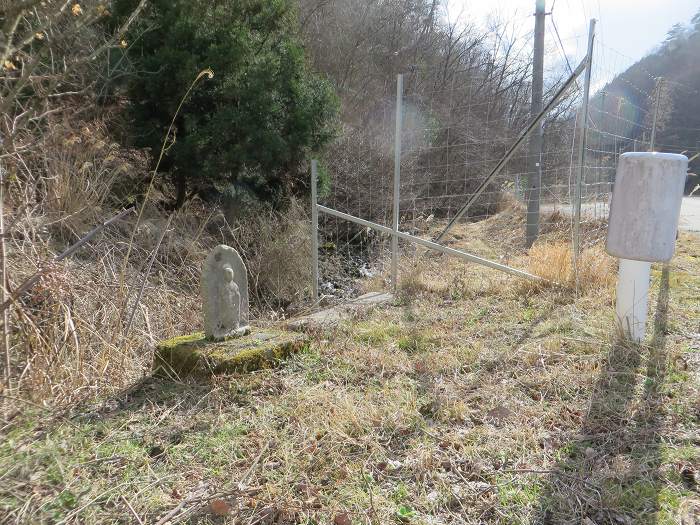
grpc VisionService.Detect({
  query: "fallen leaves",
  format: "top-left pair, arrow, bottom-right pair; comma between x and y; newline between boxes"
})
680,463 -> 698,490
333,512 -> 352,525
209,498 -> 232,517
295,481 -> 321,507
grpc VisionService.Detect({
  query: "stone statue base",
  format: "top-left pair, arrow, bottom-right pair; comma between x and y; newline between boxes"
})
153,327 -> 308,378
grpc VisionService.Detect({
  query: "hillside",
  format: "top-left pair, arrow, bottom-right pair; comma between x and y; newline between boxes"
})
595,8 -> 700,182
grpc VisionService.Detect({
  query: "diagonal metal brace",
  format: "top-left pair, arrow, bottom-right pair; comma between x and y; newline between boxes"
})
434,57 -> 588,243
317,204 -> 549,283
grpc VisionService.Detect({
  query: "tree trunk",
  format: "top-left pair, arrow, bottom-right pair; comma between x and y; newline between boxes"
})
174,171 -> 187,210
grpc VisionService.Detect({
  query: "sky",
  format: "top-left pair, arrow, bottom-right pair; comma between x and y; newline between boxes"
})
446,0 -> 700,83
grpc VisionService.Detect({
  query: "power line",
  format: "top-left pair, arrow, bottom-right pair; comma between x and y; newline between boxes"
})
550,15 -> 575,76
547,10 -> 602,132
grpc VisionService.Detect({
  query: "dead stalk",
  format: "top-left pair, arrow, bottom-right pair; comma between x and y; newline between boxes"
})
0,162 -> 9,394
123,213 -> 175,341
0,207 -> 134,313
119,69 -> 214,301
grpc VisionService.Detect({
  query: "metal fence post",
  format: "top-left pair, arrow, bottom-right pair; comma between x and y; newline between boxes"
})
649,77 -> 663,151
311,160 -> 319,304
573,19 -> 596,266
392,74 -> 403,291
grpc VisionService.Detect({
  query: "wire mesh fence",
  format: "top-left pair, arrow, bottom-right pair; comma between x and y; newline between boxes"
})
399,63 -> 582,240
316,120 -> 395,297
314,38 -> 697,299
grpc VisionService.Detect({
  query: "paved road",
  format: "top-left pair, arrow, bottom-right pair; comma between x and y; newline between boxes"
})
679,197 -> 700,232
543,197 -> 700,233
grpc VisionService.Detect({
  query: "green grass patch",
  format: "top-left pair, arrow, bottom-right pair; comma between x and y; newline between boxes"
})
354,320 -> 402,345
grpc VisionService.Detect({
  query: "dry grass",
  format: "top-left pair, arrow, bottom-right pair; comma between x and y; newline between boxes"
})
4,202 -> 313,404
1,118 -> 314,406
397,261 -> 427,299
2,230 -> 698,524
224,199 -> 313,313
525,242 -> 616,294
1,117 -> 698,523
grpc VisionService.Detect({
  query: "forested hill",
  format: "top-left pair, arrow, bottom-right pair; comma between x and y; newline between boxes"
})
596,8 -> 700,174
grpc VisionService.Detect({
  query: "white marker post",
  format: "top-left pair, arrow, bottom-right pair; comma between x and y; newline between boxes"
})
614,258 -> 652,342
606,152 -> 688,342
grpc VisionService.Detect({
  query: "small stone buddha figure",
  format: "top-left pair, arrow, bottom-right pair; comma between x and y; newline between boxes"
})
202,245 -> 250,340
216,264 -> 241,336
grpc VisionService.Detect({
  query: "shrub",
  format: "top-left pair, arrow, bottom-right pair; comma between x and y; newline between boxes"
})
111,0 -> 338,209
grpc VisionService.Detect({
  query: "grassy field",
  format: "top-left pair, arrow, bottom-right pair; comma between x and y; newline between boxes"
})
1,225 -> 699,524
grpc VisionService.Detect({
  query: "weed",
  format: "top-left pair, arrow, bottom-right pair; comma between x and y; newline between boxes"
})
395,505 -> 417,522
397,330 -> 437,354
524,242 -> 616,294
354,320 -> 402,345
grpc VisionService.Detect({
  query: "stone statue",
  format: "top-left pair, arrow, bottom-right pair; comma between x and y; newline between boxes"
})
202,245 -> 250,340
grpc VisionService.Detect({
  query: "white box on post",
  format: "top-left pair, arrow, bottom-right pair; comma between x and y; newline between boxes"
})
606,152 -> 688,342
607,152 -> 688,262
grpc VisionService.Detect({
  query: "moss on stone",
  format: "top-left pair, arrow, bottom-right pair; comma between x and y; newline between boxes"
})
153,328 -> 309,378
157,332 -> 207,349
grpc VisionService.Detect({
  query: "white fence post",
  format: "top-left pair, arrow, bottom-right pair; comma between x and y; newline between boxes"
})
392,74 -> 403,291
311,160 -> 319,304
606,152 -> 688,342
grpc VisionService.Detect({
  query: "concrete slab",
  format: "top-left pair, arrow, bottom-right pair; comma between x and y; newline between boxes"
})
287,292 -> 394,332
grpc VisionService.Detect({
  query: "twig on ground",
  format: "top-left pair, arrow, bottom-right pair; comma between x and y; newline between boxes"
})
502,468 -> 603,491
121,495 -> 144,525
0,162 -> 9,394
154,489 -> 207,525
0,394 -> 79,430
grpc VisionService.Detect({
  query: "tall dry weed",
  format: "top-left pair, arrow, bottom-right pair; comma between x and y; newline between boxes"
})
3,133 -> 318,404
524,242 -> 616,294
222,199 -> 312,312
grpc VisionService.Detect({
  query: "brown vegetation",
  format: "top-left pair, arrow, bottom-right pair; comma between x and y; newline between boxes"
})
2,230 -> 698,523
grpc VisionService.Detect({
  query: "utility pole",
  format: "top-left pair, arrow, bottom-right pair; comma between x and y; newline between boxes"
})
526,0 -> 546,248
650,77 -> 669,288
